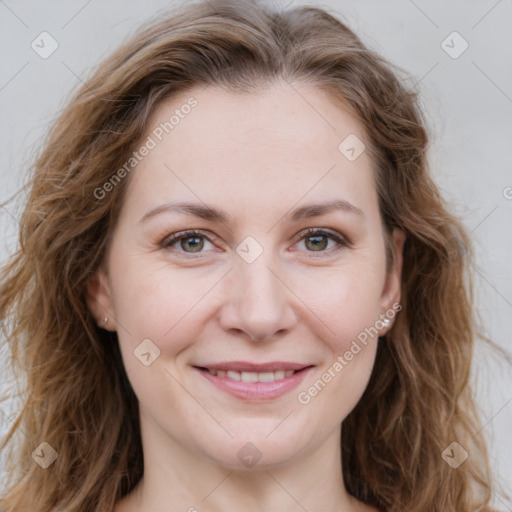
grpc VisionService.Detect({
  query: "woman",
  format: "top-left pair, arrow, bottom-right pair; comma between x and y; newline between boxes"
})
0,1 -> 502,510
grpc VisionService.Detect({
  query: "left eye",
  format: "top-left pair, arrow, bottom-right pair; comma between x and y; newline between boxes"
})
294,229 -> 347,255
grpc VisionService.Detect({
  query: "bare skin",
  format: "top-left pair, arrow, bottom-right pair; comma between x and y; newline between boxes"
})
87,80 -> 404,512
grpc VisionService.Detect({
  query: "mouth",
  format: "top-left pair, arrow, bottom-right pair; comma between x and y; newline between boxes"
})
193,362 -> 314,401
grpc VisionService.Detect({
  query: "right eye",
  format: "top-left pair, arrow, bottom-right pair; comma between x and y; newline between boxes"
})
161,229 -> 217,255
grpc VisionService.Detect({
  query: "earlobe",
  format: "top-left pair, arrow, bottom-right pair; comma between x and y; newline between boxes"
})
86,267 -> 116,331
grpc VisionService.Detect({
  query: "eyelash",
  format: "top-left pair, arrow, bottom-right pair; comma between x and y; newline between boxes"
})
160,228 -> 350,258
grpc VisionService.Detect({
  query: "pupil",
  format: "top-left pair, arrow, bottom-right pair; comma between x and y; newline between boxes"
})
306,235 -> 327,251
182,236 -> 204,252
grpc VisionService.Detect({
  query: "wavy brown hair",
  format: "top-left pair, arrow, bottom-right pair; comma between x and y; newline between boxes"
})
0,1 -> 503,510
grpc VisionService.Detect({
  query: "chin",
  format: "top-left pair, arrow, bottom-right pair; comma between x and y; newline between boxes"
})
196,428 -> 308,471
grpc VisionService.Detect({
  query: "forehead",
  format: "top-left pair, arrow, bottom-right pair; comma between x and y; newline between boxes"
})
147,81 -> 365,160
122,80 -> 378,222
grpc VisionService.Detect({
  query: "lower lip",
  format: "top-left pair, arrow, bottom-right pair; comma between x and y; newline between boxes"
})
195,367 -> 313,401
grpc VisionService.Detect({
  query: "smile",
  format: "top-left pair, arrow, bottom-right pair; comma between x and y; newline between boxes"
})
194,362 -> 313,401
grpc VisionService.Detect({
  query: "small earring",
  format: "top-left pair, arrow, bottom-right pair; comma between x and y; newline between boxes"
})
104,317 -> 108,325
382,318 -> 391,327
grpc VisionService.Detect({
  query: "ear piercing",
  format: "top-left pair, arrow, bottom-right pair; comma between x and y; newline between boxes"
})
381,318 -> 391,327
104,317 -> 108,325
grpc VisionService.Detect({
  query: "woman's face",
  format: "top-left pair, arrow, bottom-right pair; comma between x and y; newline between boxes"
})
88,81 -> 404,470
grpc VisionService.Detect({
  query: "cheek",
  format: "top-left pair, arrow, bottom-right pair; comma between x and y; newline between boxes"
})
295,271 -> 381,417
304,263 -> 384,414
313,345 -> 378,424
108,262 -> 216,409
109,256 -> 223,355
288,261 -> 385,352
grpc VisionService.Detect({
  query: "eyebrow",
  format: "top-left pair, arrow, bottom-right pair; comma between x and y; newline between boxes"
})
139,199 -> 364,225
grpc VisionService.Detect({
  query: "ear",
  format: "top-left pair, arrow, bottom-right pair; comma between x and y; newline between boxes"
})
86,266 -> 116,332
379,228 -> 406,331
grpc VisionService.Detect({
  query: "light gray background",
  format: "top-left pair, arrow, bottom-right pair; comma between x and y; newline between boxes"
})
1,0 -> 511,507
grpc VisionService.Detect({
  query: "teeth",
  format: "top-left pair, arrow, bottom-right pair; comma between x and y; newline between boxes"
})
207,369 -> 298,382
260,371 -> 279,382
241,371 -> 258,383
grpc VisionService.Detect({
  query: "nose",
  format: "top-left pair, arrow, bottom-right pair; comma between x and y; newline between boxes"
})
217,249 -> 297,342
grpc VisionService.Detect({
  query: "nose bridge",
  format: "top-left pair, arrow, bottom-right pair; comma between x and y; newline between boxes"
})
221,239 -> 296,340
238,252 -> 279,306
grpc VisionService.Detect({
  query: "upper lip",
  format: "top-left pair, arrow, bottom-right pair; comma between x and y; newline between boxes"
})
195,361 -> 312,372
